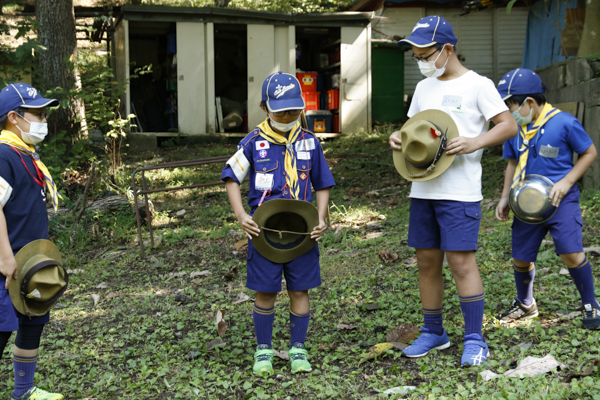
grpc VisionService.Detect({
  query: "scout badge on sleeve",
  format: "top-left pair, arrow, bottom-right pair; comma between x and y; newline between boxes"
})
9,239 -> 68,316
251,198 -> 319,264
393,109 -> 459,182
509,174 -> 557,224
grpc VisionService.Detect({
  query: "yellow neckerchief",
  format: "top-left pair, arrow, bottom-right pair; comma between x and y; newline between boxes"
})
0,129 -> 61,211
257,119 -> 302,199
512,103 -> 561,188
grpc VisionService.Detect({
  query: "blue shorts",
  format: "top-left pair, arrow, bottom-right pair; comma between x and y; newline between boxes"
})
408,199 -> 481,251
246,240 -> 322,293
0,283 -> 49,332
512,186 -> 583,262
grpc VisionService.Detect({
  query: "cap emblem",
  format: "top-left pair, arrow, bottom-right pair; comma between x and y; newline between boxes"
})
27,87 -> 38,98
273,83 -> 295,99
413,22 -> 430,32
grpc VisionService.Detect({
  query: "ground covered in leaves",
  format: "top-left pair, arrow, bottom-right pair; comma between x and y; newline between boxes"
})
1,132 -> 600,399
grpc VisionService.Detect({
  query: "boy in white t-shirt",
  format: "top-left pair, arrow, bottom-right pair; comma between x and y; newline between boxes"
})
389,15 -> 518,366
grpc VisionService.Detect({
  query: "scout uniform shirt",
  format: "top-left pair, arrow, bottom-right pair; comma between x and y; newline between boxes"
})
221,123 -> 335,212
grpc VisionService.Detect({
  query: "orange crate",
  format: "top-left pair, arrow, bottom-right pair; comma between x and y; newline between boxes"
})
302,91 -> 320,111
296,72 -> 318,92
327,89 -> 339,110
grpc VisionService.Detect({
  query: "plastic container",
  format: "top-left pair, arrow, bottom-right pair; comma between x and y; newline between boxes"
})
327,89 -> 339,110
302,92 -> 320,110
296,72 -> 318,92
332,112 -> 339,133
305,110 -> 332,133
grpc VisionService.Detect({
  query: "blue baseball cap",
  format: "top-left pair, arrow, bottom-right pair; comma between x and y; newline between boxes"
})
261,72 -> 305,112
399,16 -> 458,48
0,83 -> 59,117
497,68 -> 544,100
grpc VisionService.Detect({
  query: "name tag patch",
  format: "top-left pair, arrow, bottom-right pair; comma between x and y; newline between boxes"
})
297,151 -> 311,160
539,145 -> 559,158
442,95 -> 462,108
255,173 -> 274,191
256,140 -> 270,150
295,138 -> 315,152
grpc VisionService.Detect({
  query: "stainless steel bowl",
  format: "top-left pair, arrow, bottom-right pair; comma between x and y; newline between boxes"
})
509,174 -> 557,224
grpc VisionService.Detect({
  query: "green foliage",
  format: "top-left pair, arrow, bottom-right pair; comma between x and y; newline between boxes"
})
125,0 -> 359,12
0,17 -> 44,88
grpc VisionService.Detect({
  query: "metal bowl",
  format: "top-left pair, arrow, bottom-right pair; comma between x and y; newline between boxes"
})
509,174 -> 557,224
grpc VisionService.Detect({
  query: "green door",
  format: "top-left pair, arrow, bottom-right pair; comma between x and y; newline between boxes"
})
371,43 -> 405,123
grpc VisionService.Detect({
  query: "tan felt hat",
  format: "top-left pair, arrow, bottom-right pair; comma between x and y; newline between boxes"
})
393,110 -> 460,182
251,198 -> 319,264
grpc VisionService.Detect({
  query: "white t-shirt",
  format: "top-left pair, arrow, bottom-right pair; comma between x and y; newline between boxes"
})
407,70 -> 508,201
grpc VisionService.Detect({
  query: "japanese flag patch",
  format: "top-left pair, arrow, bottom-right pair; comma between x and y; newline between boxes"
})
256,140 -> 270,150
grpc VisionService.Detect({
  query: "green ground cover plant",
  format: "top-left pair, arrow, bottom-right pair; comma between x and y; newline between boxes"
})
1,131 -> 599,399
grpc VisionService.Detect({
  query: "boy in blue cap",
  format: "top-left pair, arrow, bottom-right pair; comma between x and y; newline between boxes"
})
221,72 -> 335,375
495,68 -> 599,329
0,83 -> 63,399
389,16 -> 518,366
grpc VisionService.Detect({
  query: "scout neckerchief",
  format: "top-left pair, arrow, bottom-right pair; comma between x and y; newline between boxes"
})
257,119 -> 302,199
512,103 -> 561,188
0,129 -> 61,211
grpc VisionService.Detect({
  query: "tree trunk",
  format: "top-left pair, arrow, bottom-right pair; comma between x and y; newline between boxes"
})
577,0 -> 600,58
36,0 -> 85,139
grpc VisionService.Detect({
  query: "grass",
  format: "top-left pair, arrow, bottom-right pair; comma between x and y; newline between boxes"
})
1,131 -> 600,399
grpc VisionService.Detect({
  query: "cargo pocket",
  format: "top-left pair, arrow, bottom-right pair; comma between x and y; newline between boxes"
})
464,203 -> 482,220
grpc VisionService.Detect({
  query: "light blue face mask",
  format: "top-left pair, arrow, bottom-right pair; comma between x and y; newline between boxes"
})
512,99 -> 533,126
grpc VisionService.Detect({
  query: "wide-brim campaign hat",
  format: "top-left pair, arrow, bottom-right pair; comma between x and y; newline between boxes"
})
509,174 -> 557,224
0,83 -> 59,116
261,72 -> 305,112
251,198 -> 319,264
9,239 -> 68,317
393,110 -> 459,182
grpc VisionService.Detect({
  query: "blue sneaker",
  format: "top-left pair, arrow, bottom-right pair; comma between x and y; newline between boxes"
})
401,327 -> 450,358
461,334 -> 489,367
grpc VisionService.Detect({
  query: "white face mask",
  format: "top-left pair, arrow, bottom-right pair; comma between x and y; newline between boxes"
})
512,99 -> 534,126
16,113 -> 48,145
269,117 -> 298,133
418,47 -> 450,79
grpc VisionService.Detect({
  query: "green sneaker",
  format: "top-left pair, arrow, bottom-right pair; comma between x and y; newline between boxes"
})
289,344 -> 312,373
253,346 -> 274,376
11,386 -> 64,400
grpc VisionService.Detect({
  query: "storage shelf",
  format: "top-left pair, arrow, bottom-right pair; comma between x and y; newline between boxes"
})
317,39 -> 341,52
317,62 -> 340,72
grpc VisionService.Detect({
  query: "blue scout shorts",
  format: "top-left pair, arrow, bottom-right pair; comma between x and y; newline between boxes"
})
0,282 -> 49,332
246,240 -> 322,293
512,186 -> 583,262
408,198 -> 481,251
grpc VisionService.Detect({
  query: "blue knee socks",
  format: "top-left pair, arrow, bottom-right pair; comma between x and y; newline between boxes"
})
459,293 -> 485,337
568,257 -> 599,306
253,305 -> 275,348
514,262 -> 536,306
289,310 -> 310,348
13,354 -> 37,398
423,307 -> 444,335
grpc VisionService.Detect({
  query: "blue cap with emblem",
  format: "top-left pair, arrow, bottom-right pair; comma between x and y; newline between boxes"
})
0,83 -> 59,117
398,15 -> 458,48
497,68 -> 544,101
262,72 -> 305,113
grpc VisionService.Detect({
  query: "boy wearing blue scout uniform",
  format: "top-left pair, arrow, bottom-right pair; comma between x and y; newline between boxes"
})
221,72 -> 335,375
0,83 -> 63,399
390,16 -> 518,366
495,69 -> 600,329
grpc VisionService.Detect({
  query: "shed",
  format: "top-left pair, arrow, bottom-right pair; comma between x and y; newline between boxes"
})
112,5 -> 375,139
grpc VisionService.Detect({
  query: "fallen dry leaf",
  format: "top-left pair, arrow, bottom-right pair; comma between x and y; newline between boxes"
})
366,232 -> 383,240
390,342 -> 409,350
105,292 -> 118,300
358,342 -> 394,366
192,278 -> 202,284
67,269 -> 85,274
386,324 -> 419,344
274,349 -> 289,360
95,282 -> 108,289
234,239 -> 248,250
565,359 -> 600,383
402,257 -> 417,266
318,341 -> 339,351
91,294 -> 100,306
378,250 -> 398,262
216,310 -> 227,337
224,265 -> 239,281
337,323 -> 358,330
190,270 -> 211,278
232,292 -> 251,305
504,354 -> 566,378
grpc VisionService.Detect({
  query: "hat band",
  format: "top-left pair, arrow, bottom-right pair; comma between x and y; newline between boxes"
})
21,260 -> 69,307
406,123 -> 448,177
